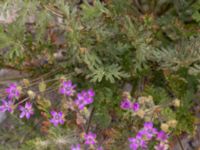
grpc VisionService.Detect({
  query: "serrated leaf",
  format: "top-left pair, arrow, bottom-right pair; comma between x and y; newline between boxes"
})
89,64 -> 129,83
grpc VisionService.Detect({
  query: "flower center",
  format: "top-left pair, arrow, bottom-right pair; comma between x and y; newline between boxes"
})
87,137 -> 94,143
55,114 -> 60,120
11,89 -> 17,94
24,108 -> 30,113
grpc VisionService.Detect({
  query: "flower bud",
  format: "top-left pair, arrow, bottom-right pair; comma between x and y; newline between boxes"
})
138,96 -> 146,104
59,76 -> 66,81
148,95 -> 153,101
27,90 -> 36,99
161,123 -> 169,132
39,81 -> 46,93
80,132 -> 85,139
136,109 -> 145,118
23,79 -> 30,87
82,107 -> 90,118
173,99 -> 180,107
17,86 -> 22,93
167,119 -> 177,128
144,95 -> 153,103
79,47 -> 88,54
122,92 -> 131,100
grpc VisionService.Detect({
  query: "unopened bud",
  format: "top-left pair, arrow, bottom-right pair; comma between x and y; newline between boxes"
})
59,76 -> 66,81
39,81 -> 46,93
80,132 -> 85,139
79,47 -> 88,53
17,86 -> 22,92
173,99 -> 180,107
161,123 -> 169,132
23,79 -> 30,87
144,95 -> 153,103
138,96 -> 146,104
136,109 -> 145,118
167,119 -> 177,128
27,90 -> 36,99
122,92 -> 131,99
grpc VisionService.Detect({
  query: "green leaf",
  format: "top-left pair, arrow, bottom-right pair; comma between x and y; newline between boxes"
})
88,64 -> 129,83
93,111 -> 111,129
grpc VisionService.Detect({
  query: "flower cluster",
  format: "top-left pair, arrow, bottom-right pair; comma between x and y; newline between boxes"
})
0,80 -> 99,150
70,132 -> 103,150
0,83 -> 34,120
59,80 -> 76,96
75,89 -> 95,110
120,98 -> 140,112
129,122 -> 169,150
59,80 -> 95,110
0,83 -> 20,114
50,80 -> 95,126
0,80 -> 95,127
6,83 -> 20,99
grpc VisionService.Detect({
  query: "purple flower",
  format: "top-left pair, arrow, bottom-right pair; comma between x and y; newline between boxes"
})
19,102 -> 34,119
129,134 -> 147,150
84,132 -> 97,145
82,89 -> 95,104
59,80 -> 76,96
6,83 -> 20,99
142,122 -> 157,140
144,122 -> 154,129
154,143 -> 169,150
50,111 -> 65,126
87,89 -> 95,97
137,129 -> 147,138
75,98 -> 86,110
157,131 -> 168,142
120,99 -> 132,110
132,102 -> 140,112
71,144 -> 81,150
75,89 -> 95,110
0,99 -> 14,113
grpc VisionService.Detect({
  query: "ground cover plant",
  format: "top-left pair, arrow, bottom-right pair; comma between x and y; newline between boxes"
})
0,0 -> 200,149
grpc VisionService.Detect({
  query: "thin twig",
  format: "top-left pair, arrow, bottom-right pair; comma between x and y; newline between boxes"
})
15,82 -> 59,106
176,135 -> 184,150
42,4 -> 65,18
134,0 -> 145,14
30,68 -> 61,83
86,107 -> 95,133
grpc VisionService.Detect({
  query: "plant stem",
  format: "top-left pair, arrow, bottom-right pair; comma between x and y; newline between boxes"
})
176,135 -> 184,150
86,107 -> 95,133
